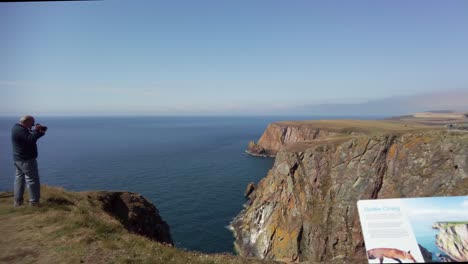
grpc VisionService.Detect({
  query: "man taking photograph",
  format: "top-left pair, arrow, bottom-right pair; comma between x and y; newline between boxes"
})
11,115 -> 47,207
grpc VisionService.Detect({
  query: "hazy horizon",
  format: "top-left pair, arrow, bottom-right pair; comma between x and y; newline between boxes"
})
1,89 -> 467,117
2,1 -> 468,116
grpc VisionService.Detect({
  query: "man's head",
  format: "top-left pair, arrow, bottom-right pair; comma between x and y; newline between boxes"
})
19,115 -> 35,130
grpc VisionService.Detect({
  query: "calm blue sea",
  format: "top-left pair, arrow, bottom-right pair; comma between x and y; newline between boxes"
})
415,231 -> 443,261
411,221 -> 446,261
0,115 -> 377,253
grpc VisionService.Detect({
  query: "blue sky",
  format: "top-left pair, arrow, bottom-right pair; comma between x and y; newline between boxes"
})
405,196 -> 468,233
1,0 -> 468,115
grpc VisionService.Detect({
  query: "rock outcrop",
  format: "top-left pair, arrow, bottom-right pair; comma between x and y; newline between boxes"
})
419,244 -> 433,262
234,124 -> 468,263
245,120 -> 427,157
246,122 -> 345,157
245,182 -> 256,199
98,191 -> 173,245
433,222 -> 468,262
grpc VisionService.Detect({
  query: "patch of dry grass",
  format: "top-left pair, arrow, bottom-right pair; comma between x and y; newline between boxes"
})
282,135 -> 355,152
274,119 -> 433,134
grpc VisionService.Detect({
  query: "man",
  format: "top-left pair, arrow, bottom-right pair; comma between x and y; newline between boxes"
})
11,115 -> 47,207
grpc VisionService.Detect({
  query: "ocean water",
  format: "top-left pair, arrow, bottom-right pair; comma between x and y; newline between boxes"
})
0,116 -> 278,253
0,115 -> 375,253
411,222 -> 445,261
416,232 -> 443,261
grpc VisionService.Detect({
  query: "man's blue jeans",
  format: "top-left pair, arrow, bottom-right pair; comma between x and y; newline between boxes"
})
14,159 -> 41,205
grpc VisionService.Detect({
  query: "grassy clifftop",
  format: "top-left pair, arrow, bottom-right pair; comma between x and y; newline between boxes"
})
0,186 -> 275,264
246,119 -> 435,157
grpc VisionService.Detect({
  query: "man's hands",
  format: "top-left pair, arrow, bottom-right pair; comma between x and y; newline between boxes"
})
35,124 -> 48,134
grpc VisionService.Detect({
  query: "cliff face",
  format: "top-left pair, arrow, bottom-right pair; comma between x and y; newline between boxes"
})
98,191 -> 173,245
246,122 -> 349,157
433,222 -> 468,262
245,120 -> 427,157
234,129 -> 468,263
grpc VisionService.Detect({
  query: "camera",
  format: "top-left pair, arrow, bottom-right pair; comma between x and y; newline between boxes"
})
36,124 -> 48,132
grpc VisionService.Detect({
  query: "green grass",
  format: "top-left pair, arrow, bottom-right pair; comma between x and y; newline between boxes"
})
436,221 -> 468,226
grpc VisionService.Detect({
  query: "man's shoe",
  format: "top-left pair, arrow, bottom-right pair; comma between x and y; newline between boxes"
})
14,201 -> 24,207
29,202 -> 41,207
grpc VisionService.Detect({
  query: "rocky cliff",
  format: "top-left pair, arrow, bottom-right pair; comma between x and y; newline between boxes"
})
98,191 -> 173,245
234,122 -> 468,263
246,120 -> 426,157
433,222 -> 468,262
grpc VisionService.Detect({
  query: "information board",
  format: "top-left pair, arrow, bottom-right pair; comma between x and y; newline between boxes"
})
357,196 -> 468,263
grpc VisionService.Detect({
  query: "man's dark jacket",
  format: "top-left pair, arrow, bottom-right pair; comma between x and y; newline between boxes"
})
11,123 -> 44,161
